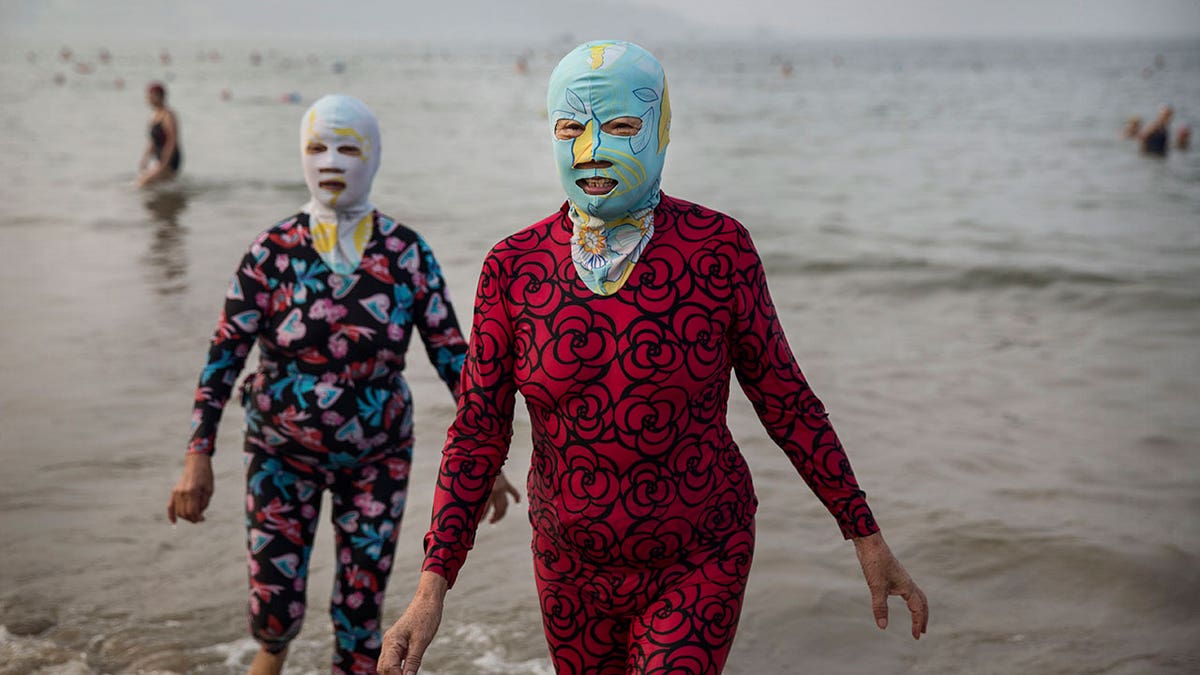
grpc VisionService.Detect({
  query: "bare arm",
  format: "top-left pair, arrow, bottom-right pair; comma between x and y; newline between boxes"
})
138,138 -> 154,171
157,110 -> 177,169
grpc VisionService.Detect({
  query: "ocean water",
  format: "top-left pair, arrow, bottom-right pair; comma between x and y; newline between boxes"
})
1,36 -> 1199,674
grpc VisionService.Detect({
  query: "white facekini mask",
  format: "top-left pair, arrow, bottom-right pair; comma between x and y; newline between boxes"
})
300,94 -> 381,275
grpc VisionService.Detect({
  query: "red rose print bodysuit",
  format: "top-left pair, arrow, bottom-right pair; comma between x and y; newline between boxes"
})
422,194 -> 879,674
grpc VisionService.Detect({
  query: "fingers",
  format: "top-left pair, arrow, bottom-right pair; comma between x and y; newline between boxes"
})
488,494 -> 507,523
196,488 -> 212,515
169,489 -> 208,523
871,585 -> 889,630
905,585 -> 929,639
398,631 -> 429,675
182,491 -> 206,523
377,628 -> 409,675
487,480 -> 521,523
403,650 -> 425,675
182,491 -> 196,521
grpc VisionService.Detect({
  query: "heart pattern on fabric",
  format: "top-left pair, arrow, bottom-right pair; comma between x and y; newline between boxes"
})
232,310 -> 261,333
314,382 -> 344,409
336,511 -> 360,532
271,553 -> 302,578
276,308 -> 306,346
249,529 -> 275,554
359,294 -> 390,324
378,215 -> 400,236
424,294 -> 448,324
329,273 -> 360,300
397,243 -> 420,274
296,483 -> 316,503
335,417 -> 364,443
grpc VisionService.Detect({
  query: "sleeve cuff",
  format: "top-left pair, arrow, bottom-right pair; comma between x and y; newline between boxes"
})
186,437 -> 215,456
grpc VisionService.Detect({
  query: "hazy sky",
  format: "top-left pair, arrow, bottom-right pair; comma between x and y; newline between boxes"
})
3,0 -> 1199,41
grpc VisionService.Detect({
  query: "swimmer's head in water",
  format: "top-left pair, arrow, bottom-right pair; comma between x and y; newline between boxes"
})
300,94 -> 380,211
548,40 -> 671,220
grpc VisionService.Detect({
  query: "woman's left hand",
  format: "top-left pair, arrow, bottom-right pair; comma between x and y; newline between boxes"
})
853,531 -> 929,639
483,472 -> 521,523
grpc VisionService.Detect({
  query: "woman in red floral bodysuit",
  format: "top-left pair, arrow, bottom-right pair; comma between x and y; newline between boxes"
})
380,42 -> 928,675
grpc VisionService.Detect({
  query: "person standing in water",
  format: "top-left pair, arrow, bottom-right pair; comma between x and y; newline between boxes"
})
166,94 -> 518,675
136,81 -> 182,187
379,41 -> 927,675
1139,104 -> 1173,157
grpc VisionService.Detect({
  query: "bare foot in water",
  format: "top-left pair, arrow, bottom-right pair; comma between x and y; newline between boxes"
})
248,647 -> 287,675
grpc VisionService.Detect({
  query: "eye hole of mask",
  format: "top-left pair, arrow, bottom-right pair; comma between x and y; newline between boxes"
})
601,117 -> 642,137
554,117 -> 643,140
337,145 -> 362,157
305,141 -> 328,154
554,119 -> 585,139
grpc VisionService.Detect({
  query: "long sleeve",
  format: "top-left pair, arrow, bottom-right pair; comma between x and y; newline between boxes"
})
412,236 -> 468,397
421,250 -> 517,587
186,240 -> 270,456
729,223 -> 878,539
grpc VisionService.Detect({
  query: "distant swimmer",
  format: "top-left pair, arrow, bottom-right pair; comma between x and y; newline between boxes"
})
1122,116 -> 1142,139
136,82 -> 182,187
1139,105 -> 1172,157
1176,124 -> 1191,151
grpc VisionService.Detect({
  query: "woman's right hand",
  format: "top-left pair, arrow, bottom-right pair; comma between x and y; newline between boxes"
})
378,572 -> 448,675
167,453 -> 214,524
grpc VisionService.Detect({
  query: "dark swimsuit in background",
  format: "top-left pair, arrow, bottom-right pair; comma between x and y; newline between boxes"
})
1142,128 -> 1169,157
150,120 -> 182,171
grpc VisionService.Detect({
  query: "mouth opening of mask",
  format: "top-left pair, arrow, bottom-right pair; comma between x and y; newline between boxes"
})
318,179 -> 347,191
576,176 -> 618,196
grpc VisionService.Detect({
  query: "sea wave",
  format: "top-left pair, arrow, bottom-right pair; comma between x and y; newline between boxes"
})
763,253 -> 1200,310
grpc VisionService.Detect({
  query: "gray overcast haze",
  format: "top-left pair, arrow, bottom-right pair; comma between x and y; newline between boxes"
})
3,0 -> 1199,41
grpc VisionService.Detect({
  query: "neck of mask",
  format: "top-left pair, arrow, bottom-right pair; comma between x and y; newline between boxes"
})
567,202 -> 655,296
298,94 -> 382,275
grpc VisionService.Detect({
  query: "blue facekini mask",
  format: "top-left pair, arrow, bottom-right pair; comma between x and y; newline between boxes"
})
548,41 -> 671,220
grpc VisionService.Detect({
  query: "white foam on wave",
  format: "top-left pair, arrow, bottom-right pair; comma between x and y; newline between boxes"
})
450,622 -> 554,675
207,635 -> 325,675
195,620 -> 553,674
0,625 -> 92,675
